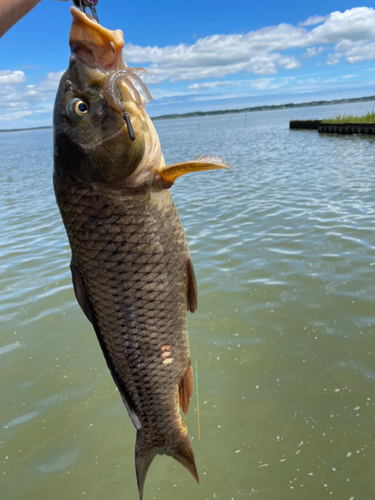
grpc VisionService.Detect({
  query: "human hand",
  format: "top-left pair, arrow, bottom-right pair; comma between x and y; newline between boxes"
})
0,0 -> 41,37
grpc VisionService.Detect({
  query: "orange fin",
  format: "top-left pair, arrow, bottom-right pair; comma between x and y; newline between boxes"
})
187,257 -> 198,313
170,434 -> 199,484
179,360 -> 193,415
156,155 -> 232,186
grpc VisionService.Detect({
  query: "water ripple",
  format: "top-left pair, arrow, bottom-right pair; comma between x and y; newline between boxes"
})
2,105 -> 375,500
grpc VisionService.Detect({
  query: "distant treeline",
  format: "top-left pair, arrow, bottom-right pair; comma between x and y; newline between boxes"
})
152,95 -> 375,121
0,125 -> 52,133
1,95 -> 375,132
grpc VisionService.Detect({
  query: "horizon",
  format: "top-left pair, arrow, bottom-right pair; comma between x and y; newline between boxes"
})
2,1 -> 375,129
1,93 -> 375,133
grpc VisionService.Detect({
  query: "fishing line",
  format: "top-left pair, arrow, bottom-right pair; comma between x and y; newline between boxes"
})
192,315 -> 203,500
193,316 -> 200,441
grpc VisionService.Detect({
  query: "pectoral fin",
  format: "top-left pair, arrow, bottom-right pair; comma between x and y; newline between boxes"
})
70,259 -> 141,430
156,155 -> 232,186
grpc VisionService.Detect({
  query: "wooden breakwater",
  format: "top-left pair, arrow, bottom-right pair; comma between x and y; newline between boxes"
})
290,120 -> 321,130
318,123 -> 375,135
290,120 -> 375,135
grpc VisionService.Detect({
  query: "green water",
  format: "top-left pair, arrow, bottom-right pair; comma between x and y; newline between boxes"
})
1,102 -> 375,500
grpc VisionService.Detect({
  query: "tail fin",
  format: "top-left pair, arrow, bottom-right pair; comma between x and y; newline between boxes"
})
135,431 -> 199,500
135,440 -> 155,500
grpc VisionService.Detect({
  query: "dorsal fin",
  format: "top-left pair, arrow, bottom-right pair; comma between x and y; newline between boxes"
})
156,155 -> 232,186
70,259 -> 141,430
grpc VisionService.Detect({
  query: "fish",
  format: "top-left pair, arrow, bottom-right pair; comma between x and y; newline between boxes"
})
53,7 -> 232,499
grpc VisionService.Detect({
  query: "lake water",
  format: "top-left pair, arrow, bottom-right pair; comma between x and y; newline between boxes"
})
1,101 -> 375,500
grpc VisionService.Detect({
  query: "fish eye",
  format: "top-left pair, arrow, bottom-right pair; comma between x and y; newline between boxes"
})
74,100 -> 88,116
67,98 -> 89,119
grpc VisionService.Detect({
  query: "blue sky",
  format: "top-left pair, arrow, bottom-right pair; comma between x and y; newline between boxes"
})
2,0 -> 375,128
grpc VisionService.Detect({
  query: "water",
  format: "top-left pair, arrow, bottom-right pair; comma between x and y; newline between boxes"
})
1,101 -> 375,500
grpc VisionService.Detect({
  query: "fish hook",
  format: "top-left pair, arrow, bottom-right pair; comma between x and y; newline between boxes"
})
95,68 -> 136,142
73,0 -> 99,24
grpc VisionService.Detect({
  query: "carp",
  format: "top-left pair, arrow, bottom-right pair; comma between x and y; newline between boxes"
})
53,7 -> 231,499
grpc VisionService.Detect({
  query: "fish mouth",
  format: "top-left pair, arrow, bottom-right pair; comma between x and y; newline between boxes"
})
69,6 -> 125,71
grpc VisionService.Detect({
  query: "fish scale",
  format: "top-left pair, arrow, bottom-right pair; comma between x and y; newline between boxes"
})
55,176 -> 192,449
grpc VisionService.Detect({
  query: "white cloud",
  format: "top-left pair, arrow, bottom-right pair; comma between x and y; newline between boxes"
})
326,54 -> 340,65
0,70 -> 25,86
37,71 -> 65,92
188,81 -> 234,91
0,71 -> 64,122
299,15 -> 329,27
0,108 -> 52,122
301,46 -> 325,59
125,25 -> 305,83
152,78 -> 288,97
187,78 -> 293,92
331,40 -> 375,64
306,8 -> 375,45
123,7 -> 375,84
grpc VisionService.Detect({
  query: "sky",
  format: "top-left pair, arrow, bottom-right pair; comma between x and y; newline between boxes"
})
2,0 -> 375,128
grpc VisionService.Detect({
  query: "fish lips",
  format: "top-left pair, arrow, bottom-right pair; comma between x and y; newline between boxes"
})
69,6 -> 125,71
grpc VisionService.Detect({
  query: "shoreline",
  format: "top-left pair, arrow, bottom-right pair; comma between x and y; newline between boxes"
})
1,95 -> 375,133
151,95 -> 375,121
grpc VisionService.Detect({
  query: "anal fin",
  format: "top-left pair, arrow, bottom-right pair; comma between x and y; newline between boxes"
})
178,360 -> 193,415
